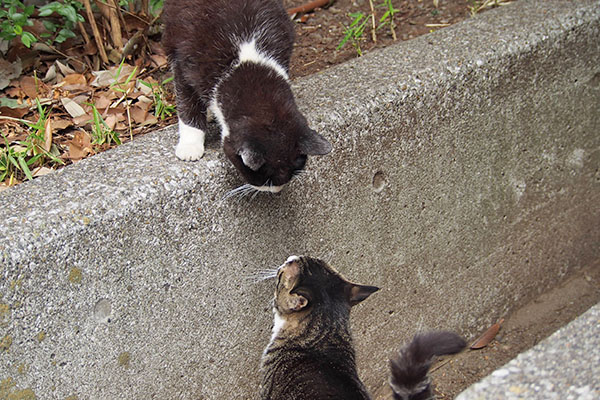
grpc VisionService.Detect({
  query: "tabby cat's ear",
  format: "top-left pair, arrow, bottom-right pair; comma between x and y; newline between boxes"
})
299,129 -> 332,155
285,293 -> 308,312
239,145 -> 265,171
347,284 -> 379,306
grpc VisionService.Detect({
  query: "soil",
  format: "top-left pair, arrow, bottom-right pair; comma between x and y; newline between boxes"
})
371,261 -> 600,399
283,0 -> 481,78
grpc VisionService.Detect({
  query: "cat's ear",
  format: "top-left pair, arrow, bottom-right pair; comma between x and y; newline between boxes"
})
238,145 -> 265,171
299,129 -> 332,155
347,284 -> 379,306
285,293 -> 308,312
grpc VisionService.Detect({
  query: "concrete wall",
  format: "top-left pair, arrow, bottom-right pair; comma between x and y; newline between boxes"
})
1,0 -> 599,398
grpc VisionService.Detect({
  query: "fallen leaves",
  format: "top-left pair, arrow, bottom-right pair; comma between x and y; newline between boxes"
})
67,130 -> 93,161
470,319 -> 504,350
1,52 -> 175,185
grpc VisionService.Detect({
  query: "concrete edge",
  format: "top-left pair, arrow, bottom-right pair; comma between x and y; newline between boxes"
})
457,302 -> 600,399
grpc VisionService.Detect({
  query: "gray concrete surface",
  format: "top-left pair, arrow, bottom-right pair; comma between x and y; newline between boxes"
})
1,0 -> 599,398
457,302 -> 600,400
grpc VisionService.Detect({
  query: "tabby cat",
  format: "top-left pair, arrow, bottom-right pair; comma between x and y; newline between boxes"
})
162,0 -> 332,193
260,256 -> 466,400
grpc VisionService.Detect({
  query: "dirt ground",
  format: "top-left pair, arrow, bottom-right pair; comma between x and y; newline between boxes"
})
370,261 -> 600,399
283,0 -> 486,78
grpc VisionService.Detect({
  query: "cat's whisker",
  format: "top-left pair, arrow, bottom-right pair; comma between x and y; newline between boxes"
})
245,268 -> 280,283
223,184 -> 253,200
292,170 -> 307,184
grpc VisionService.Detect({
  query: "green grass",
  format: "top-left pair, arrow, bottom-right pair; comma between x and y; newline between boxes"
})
0,99 -> 64,182
337,12 -> 369,56
139,77 -> 176,120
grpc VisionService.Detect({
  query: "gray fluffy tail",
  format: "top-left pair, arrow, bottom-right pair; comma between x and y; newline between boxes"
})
389,331 -> 466,400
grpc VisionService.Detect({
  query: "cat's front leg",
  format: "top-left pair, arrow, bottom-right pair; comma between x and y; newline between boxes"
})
173,73 -> 207,161
176,120 -> 206,161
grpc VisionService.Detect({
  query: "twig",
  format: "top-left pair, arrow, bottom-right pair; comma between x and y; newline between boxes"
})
430,358 -> 453,374
31,35 -> 88,68
82,0 -> 109,64
77,21 -> 91,45
368,0 -> 377,43
287,0 -> 335,16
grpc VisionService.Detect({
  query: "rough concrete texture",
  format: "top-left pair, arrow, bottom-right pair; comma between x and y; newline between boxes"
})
457,302 -> 600,400
1,0 -> 599,398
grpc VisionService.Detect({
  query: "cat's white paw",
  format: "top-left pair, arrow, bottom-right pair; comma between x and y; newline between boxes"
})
176,141 -> 205,160
176,120 -> 206,161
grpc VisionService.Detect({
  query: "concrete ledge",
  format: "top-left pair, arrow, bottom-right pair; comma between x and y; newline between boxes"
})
457,302 -> 600,400
1,0 -> 599,398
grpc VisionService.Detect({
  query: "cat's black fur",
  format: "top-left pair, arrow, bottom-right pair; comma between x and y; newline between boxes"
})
390,331 -> 467,400
261,256 -> 466,400
162,0 -> 331,191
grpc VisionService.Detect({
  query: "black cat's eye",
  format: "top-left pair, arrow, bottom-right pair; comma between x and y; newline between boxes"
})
293,155 -> 307,170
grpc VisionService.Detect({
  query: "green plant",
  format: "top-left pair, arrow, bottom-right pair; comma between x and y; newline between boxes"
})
110,60 -> 138,95
377,0 -> 399,41
337,12 -> 369,56
38,0 -> 85,45
139,77 -> 176,120
89,105 -> 121,146
0,0 -> 36,47
0,100 -> 64,182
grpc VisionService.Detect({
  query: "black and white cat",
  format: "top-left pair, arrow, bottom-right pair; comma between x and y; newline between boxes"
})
260,256 -> 466,400
162,0 -> 332,193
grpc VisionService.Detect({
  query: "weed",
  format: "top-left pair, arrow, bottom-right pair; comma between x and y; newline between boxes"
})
110,60 -> 138,95
377,0 -> 400,41
139,77 -> 176,120
337,12 -> 369,56
89,105 -> 121,146
0,100 -> 64,182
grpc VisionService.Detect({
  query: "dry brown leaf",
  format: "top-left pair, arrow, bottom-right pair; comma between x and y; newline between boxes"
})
61,98 -> 87,118
43,64 -> 57,83
130,106 -> 147,124
32,166 -> 53,177
150,54 -> 168,68
44,118 -> 52,152
94,95 -> 112,109
56,60 -> 76,76
0,58 -> 22,90
136,81 -> 152,96
4,87 -> 21,98
71,95 -> 90,105
470,319 -> 504,350
0,106 -> 28,119
51,118 -> 73,131
73,114 -> 92,126
91,64 -> 136,88
104,114 -> 117,130
83,41 -> 98,56
62,73 -> 87,86
19,76 -> 39,99
68,130 -> 93,160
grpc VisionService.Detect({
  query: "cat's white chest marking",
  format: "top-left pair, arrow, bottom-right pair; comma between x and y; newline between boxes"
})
208,99 -> 230,139
175,120 -> 205,160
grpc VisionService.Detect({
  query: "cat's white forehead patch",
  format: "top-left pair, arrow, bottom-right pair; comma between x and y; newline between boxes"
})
285,256 -> 300,264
